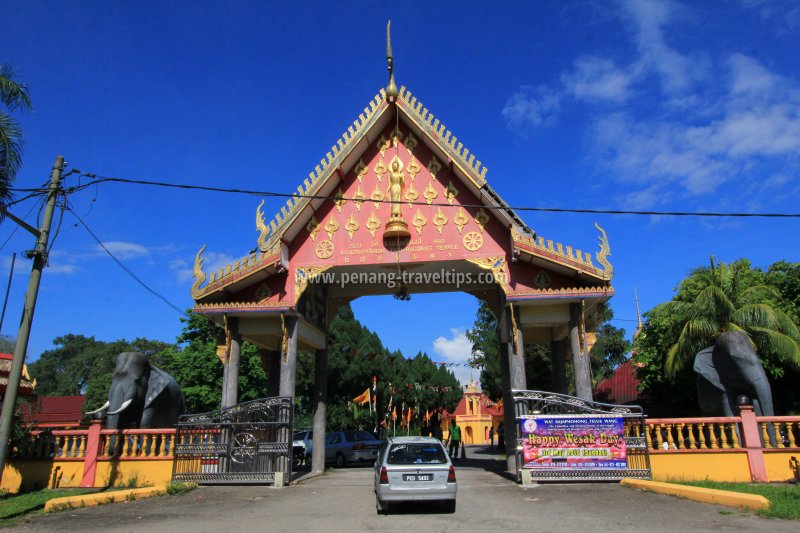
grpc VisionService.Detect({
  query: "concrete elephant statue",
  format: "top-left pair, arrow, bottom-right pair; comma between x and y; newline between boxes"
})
87,351 -> 186,429
693,331 -> 776,445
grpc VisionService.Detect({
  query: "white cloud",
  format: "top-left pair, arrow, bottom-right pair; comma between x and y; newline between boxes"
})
563,57 -> 633,103
501,85 -> 561,134
98,241 -> 150,259
46,264 -> 79,275
432,328 -> 474,386
505,0 -> 800,209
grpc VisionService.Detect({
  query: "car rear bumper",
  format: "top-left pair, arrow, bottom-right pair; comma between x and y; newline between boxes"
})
376,484 -> 457,502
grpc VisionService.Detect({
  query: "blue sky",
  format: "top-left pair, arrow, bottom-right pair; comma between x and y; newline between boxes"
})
2,1 -> 799,385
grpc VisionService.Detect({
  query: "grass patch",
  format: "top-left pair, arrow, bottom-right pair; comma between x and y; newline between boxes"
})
0,488 -> 95,526
166,481 -> 197,496
680,480 -> 800,520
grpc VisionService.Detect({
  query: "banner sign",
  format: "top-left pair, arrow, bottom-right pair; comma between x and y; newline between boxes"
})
520,415 -> 627,469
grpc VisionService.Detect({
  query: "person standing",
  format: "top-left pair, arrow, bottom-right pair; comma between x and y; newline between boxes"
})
497,421 -> 505,451
489,425 -> 495,449
448,420 -> 462,460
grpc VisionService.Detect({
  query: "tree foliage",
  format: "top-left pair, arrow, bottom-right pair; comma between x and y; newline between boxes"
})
0,64 -> 33,210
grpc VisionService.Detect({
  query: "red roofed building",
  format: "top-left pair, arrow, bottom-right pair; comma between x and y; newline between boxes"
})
20,395 -> 87,429
594,360 -> 641,405
442,381 -> 503,444
0,353 -> 36,399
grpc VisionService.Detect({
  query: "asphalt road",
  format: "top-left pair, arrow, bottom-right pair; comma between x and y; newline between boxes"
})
6,449 -> 797,532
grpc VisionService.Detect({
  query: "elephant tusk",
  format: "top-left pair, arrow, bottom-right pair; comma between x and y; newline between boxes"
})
108,399 -> 133,415
85,401 -> 110,416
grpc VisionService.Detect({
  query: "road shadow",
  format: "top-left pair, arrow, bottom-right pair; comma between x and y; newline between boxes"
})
450,445 -> 517,482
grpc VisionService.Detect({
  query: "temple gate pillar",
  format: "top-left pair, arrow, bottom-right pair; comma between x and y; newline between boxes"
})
279,316 -> 299,398
221,317 -> 241,409
570,302 -> 593,400
502,303 -> 527,474
263,349 -> 281,397
311,347 -> 328,474
550,338 -> 568,394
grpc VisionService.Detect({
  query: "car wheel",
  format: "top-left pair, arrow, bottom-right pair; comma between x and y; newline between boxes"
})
376,495 -> 389,515
335,453 -> 345,468
443,500 -> 456,513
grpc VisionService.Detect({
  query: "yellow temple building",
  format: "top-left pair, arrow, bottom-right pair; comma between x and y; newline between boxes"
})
443,381 -> 503,445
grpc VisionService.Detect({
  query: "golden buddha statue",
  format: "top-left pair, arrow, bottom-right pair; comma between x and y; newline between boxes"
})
384,154 -> 410,238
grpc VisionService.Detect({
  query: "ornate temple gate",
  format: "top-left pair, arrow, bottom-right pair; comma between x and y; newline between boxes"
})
188,31 -> 618,483
172,397 -> 293,485
513,390 -> 651,483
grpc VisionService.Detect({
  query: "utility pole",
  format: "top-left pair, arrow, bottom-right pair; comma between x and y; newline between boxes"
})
0,155 -> 63,484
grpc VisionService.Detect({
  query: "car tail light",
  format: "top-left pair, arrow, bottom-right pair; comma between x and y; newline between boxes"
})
447,465 -> 456,483
380,466 -> 389,484
353,444 -> 366,450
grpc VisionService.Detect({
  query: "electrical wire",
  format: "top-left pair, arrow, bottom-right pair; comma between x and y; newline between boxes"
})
18,172 -> 796,219
0,195 -> 46,253
67,207 -> 190,319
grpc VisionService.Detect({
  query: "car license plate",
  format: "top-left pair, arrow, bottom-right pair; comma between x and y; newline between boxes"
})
403,474 -> 432,482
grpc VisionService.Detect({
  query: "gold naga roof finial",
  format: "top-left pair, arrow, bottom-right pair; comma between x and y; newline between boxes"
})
385,20 -> 399,100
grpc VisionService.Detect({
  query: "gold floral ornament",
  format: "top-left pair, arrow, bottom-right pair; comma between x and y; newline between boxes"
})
324,216 -> 339,240
407,158 -> 421,181
377,134 -> 391,157
433,207 -> 448,234
405,181 -> 419,207
374,159 -> 387,182
354,158 -> 368,182
463,231 -> 483,251
315,240 -> 334,259
371,183 -> 385,210
475,208 -> 490,232
366,211 -> 381,237
334,187 -> 346,213
391,125 -> 403,147
412,209 -> 427,235
445,180 -> 459,205
405,132 -> 418,154
353,184 -> 366,211
423,180 -> 438,205
307,215 -> 321,241
427,156 -> 442,178
345,213 -> 360,239
453,207 -> 469,233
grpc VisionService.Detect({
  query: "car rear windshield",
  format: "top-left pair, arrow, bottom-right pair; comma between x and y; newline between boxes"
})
387,443 -> 447,465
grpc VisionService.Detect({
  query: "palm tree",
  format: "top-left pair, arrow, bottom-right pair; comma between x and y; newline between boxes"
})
0,64 -> 33,213
664,258 -> 800,376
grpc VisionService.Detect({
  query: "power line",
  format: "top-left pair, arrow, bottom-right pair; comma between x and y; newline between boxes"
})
67,207 -> 190,319
10,172 -> 800,219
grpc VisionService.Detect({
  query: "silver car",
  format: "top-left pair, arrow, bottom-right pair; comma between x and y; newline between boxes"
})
325,430 -> 383,467
374,436 -> 457,514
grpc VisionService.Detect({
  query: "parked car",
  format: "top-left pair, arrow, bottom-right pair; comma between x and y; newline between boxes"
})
325,430 -> 383,467
374,436 -> 457,514
293,429 -> 314,465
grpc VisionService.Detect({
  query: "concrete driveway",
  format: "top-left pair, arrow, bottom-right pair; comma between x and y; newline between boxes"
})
6,448 -> 796,532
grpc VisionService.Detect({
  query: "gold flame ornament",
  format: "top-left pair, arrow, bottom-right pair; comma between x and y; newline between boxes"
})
334,187 -> 346,213
405,181 -> 419,207
412,209 -> 427,235
433,207 -> 448,234
445,180 -> 459,204
407,158 -> 421,181
354,158 -> 368,182
475,208 -> 490,232
371,183 -> 386,210
353,184 -> 366,210
366,211 -> 381,237
427,157 -> 441,178
307,215 -> 321,241
345,213 -> 360,239
423,180 -> 438,205
324,216 -> 340,240
453,207 -> 469,233
405,132 -> 418,155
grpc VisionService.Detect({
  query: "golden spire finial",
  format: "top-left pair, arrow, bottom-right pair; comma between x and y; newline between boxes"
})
385,20 -> 399,100
634,288 -> 643,340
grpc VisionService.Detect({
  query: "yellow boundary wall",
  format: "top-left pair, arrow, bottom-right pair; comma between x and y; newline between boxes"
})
2,459 -> 174,494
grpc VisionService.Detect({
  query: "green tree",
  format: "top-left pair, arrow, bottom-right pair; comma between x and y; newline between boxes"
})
0,334 -> 15,353
0,64 -> 32,211
663,258 -> 800,377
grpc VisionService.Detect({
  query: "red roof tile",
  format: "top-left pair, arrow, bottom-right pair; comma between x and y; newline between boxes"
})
20,396 -> 86,427
594,360 -> 641,405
